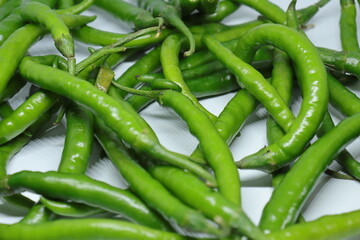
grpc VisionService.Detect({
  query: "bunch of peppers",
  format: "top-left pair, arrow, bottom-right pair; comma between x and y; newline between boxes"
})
0,0 -> 359,239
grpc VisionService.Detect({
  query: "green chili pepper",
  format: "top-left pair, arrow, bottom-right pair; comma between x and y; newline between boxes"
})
58,104 -> 94,174
203,35 -> 294,132
266,209 -> 360,240
19,204 -> 54,224
113,85 -> 239,204
318,47 -> 360,78
0,14 -> 96,98
0,218 -> 187,240
327,72 -> 360,117
150,165 -> 267,240
95,120 -> 226,237
317,112 -> 360,181
137,0 -> 196,56
0,0 -> 22,21
340,0 -> 359,52
109,46 -> 162,100
259,112 -> 360,232
1,170 -> 169,230
0,73 -> 26,104
21,2 -> 75,59
0,9 -> 25,47
234,24 -> 328,172
94,0 -> 164,31
19,57 -> 216,186
232,0 -> 286,24
161,34 -> 216,122
72,25 -> 173,47
39,197 -> 105,217
55,0 -> 94,14
0,90 -> 58,145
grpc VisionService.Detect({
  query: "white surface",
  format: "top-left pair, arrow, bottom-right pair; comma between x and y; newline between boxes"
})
1,0 -> 360,232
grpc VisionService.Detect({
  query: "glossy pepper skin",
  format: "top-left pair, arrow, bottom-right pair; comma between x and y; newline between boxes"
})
259,112 -> 360,232
235,24 -> 328,172
19,57 -> 215,185
94,119 -> 226,237
154,90 -> 240,204
0,218 -> 186,240
150,165 -> 268,240
266,209 -> 360,240
0,90 -> 58,144
0,14 -> 96,98
94,0 -> 164,30
1,171 -> 168,230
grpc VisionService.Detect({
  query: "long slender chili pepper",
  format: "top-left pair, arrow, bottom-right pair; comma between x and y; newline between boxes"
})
58,104 -> 94,174
94,120 -> 226,237
112,85 -> 239,204
317,112 -> 360,181
0,14 -> 96,97
0,9 -> 25,47
72,25 -> 173,47
234,24 -> 328,172
232,0 -> 286,24
149,165 -> 268,240
266,209 -> 360,240
0,90 -> 58,145
109,46 -> 162,100
340,0 -> 359,52
0,105 -> 55,210
137,0 -> 196,56
18,204 -> 54,224
94,0 -> 164,31
20,1 -> 75,69
55,0 -> 94,15
327,72 -> 360,116
259,112 -> 360,232
19,57 -> 216,185
318,47 -> 360,78
203,35 -> 294,132
0,218 -> 187,240
1,170 -> 169,230
161,34 -> 216,122
39,197 -> 105,217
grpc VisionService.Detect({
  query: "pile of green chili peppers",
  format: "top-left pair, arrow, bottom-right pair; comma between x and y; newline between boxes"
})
0,0 -> 359,239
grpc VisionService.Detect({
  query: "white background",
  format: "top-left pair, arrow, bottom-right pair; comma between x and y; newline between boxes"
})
1,0 -> 359,234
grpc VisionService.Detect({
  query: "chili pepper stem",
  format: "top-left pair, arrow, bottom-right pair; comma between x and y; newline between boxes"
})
112,81 -> 163,99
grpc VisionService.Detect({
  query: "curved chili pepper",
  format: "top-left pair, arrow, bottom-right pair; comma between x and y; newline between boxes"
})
161,34 -> 216,122
72,25 -> 172,47
150,165 -> 268,240
0,218 -> 187,240
0,90 -> 58,145
19,57 -> 216,185
0,14 -> 96,97
203,35 -> 294,132
94,120 -> 226,237
266,209 -> 360,240
1,170 -> 169,230
340,0 -> 359,52
259,112 -> 360,232
234,24 -> 328,172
